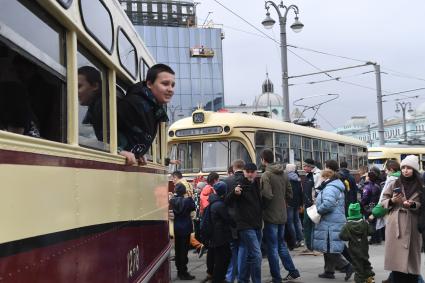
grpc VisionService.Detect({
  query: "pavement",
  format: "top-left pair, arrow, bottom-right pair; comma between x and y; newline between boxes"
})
171,243 -> 425,283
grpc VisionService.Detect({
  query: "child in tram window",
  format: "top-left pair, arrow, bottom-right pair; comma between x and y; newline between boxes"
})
169,184 -> 196,280
339,203 -> 375,283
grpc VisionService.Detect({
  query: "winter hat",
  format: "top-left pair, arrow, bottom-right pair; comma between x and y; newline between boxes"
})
213,181 -> 227,196
196,181 -> 207,190
347,203 -> 362,221
400,155 -> 419,172
174,183 -> 186,196
285,163 -> 296,173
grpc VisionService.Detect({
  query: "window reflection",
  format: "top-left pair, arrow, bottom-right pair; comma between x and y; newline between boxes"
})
202,141 -> 228,172
230,141 -> 251,164
177,142 -> 201,173
80,0 -> 113,53
118,29 -> 137,78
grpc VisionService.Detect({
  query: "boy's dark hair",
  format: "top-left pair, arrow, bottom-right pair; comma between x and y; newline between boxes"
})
340,161 -> 348,169
146,63 -> 175,84
367,171 -> 379,183
207,172 -> 219,185
261,149 -> 274,164
78,66 -> 101,86
386,160 -> 400,172
172,170 -> 183,179
325,160 -> 339,172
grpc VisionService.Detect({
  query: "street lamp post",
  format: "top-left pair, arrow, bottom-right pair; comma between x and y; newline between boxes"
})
262,1 -> 304,122
395,101 -> 413,142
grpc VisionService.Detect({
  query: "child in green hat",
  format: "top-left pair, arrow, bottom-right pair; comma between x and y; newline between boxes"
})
340,203 -> 375,283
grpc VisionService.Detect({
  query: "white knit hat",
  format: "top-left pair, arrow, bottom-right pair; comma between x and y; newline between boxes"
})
285,163 -> 297,173
400,155 -> 419,172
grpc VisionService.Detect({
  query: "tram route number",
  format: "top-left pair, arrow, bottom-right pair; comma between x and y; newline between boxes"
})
127,245 -> 140,278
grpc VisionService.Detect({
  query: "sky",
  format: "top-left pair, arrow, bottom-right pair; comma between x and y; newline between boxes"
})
196,0 -> 425,130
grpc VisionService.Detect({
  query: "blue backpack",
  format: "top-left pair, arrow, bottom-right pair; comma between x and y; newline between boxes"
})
200,204 -> 214,245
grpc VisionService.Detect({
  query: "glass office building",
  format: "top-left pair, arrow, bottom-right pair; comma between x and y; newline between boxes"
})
120,1 -> 225,123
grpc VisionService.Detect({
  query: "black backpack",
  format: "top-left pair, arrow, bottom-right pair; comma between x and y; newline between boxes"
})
200,204 -> 214,245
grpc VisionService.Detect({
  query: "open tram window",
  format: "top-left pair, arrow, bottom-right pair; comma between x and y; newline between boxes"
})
77,45 -> 110,151
0,0 -> 66,143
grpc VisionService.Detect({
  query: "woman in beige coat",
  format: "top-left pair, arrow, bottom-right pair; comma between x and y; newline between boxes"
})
381,155 -> 424,283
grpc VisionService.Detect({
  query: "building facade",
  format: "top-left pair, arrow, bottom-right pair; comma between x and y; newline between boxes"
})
335,102 -> 425,146
119,0 -> 225,123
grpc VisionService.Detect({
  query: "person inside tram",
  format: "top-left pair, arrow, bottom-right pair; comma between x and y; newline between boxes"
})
78,66 -> 104,141
117,63 -> 175,165
0,80 -> 40,138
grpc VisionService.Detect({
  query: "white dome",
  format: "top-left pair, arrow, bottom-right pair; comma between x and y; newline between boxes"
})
254,92 -> 283,107
344,116 -> 369,128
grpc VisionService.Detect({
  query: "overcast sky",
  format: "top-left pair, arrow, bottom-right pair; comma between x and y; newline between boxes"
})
196,0 -> 425,130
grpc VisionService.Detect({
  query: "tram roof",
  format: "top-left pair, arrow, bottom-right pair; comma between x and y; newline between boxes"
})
169,111 -> 367,147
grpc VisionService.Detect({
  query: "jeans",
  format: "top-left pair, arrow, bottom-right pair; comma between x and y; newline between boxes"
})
238,229 -> 262,283
264,223 -> 299,282
286,206 -> 303,246
225,240 -> 240,282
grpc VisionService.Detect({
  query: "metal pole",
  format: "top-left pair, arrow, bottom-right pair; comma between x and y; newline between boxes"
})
279,16 -> 290,122
374,64 -> 385,146
402,106 -> 407,142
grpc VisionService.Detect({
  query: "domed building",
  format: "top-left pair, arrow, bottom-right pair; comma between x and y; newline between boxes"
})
225,73 -> 286,120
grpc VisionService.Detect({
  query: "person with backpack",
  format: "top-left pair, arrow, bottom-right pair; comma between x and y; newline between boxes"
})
117,64 -> 174,165
225,163 -> 262,283
361,170 -> 382,244
169,183 -> 196,280
339,161 -> 359,213
205,181 -> 233,283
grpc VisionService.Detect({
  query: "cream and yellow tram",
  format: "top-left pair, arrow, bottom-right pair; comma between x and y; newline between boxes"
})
167,109 -> 368,179
368,146 -> 425,171
0,1 -> 170,282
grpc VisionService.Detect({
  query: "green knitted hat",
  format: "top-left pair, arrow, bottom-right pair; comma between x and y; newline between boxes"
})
347,203 -> 362,220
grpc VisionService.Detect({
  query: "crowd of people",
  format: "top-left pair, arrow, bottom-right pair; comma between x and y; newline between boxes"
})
169,152 -> 425,283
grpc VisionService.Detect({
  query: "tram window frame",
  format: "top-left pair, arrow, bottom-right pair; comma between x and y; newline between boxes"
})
255,131 -> 273,166
117,27 -> 138,80
57,0 -> 73,9
230,140 -> 251,165
345,145 -> 353,169
313,139 -> 322,166
77,45 -> 110,152
275,132 -> 289,164
352,146 -> 358,169
302,137 -> 313,163
79,0 -> 114,54
330,142 -> 338,161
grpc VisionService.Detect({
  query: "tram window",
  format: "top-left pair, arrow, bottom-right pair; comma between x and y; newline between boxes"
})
302,137 -> 312,163
57,0 -> 72,8
255,131 -> 273,166
0,41 -> 66,142
352,146 -> 358,169
275,133 -> 289,164
290,135 -> 302,167
177,142 -> 201,173
313,139 -> 322,166
330,142 -> 338,161
1,0 -> 65,71
230,141 -> 251,165
118,29 -> 137,79
77,46 -> 110,151
79,0 -> 113,53
203,141 -> 228,172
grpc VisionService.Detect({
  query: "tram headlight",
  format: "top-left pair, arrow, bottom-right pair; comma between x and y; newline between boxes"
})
192,112 -> 205,124
168,131 -> 175,137
224,126 -> 230,133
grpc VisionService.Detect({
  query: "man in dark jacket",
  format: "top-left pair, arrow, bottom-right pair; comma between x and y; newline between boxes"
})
339,161 -> 359,206
225,163 -> 262,283
223,159 -> 246,282
260,149 -> 300,282
117,64 -> 175,165
209,181 -> 233,283
302,158 -> 321,252
169,184 -> 196,280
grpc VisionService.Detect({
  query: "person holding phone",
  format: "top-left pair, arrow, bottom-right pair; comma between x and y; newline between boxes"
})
380,155 -> 424,283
